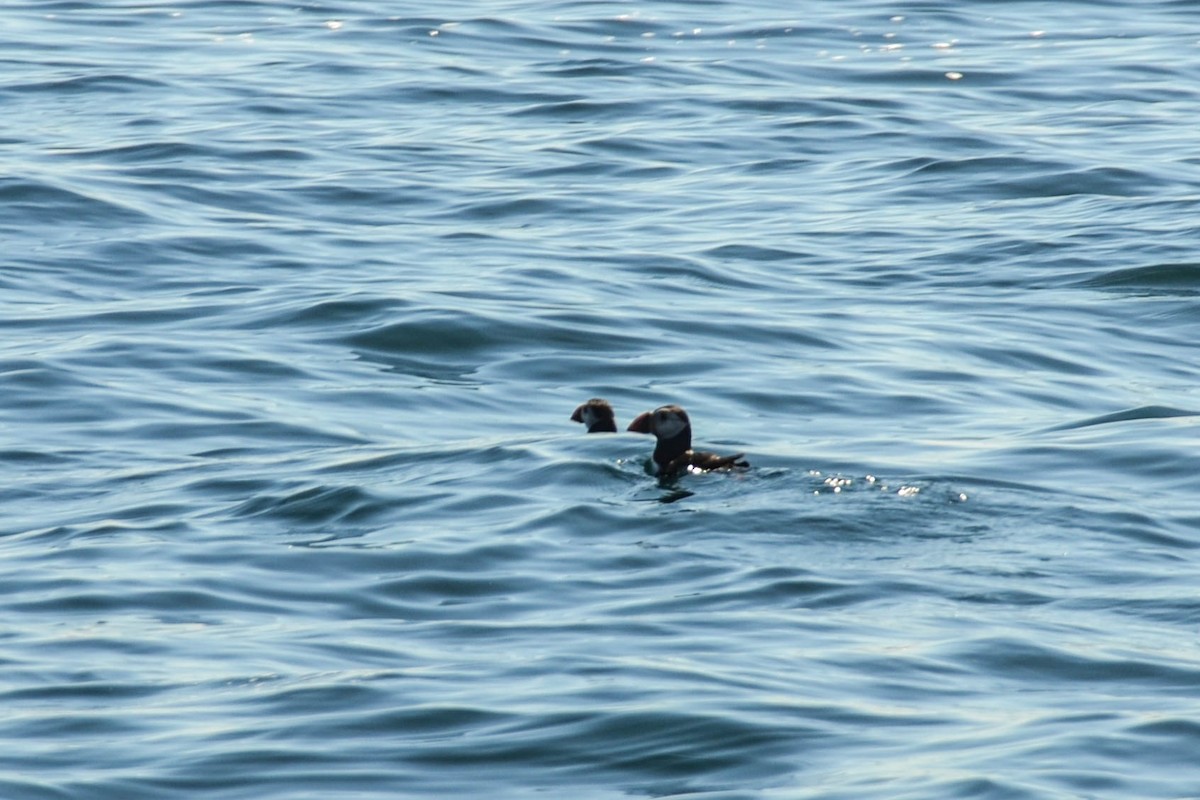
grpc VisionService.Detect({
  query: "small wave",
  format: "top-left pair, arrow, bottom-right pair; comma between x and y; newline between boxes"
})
5,73 -> 167,95
538,58 -> 661,79
339,306 -> 648,377
703,243 -> 803,263
1045,405 -> 1200,432
0,177 -> 153,227
1078,262 -> 1200,295
897,157 -> 1163,200
230,484 -> 387,526
944,635 -> 1200,688
512,98 -> 646,119
243,295 -> 406,331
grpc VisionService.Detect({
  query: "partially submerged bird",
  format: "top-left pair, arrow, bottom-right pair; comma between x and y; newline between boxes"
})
571,398 -> 618,433
627,404 -> 749,477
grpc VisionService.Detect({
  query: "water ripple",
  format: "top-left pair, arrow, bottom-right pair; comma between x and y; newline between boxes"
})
5,1 -> 1200,798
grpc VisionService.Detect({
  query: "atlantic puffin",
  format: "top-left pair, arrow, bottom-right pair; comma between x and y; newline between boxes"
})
571,398 -> 618,433
627,404 -> 749,477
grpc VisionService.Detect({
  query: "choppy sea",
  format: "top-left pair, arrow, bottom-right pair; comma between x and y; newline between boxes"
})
4,2 -> 1200,798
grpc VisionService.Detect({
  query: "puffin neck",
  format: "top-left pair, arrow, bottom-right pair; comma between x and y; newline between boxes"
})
652,428 -> 691,468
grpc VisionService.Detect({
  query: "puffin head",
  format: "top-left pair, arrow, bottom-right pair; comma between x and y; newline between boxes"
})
571,398 -> 618,433
627,404 -> 691,441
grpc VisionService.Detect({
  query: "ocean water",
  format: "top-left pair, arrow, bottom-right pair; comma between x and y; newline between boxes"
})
3,1 -> 1200,797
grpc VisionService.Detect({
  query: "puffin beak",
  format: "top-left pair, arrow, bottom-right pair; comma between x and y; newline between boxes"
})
570,406 -> 584,423
627,411 -> 653,434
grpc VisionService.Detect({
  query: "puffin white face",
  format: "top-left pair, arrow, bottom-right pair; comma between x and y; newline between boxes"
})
580,406 -> 601,428
651,406 -> 689,440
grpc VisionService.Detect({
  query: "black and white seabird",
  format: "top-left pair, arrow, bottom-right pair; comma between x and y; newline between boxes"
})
627,404 -> 749,477
570,398 -> 618,433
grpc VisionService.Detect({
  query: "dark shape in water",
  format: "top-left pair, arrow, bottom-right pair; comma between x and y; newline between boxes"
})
627,404 -> 749,478
571,398 -> 618,433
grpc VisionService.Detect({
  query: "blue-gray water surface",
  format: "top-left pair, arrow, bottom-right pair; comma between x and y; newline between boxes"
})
4,2 -> 1200,798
